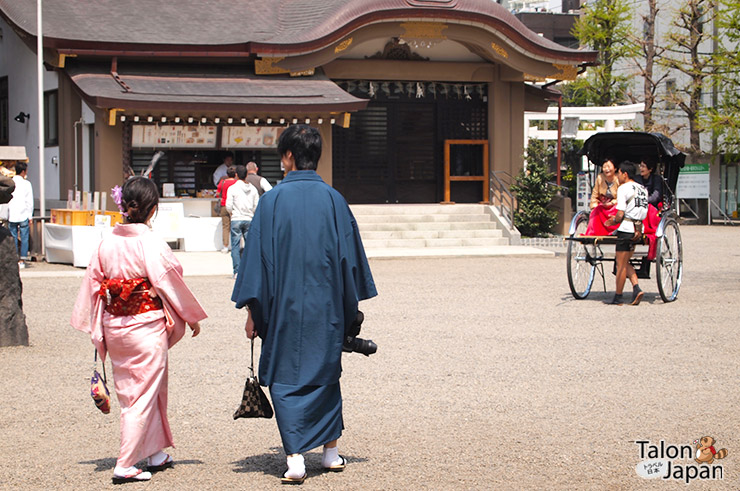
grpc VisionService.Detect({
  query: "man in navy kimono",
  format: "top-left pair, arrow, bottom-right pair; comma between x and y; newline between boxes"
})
232,124 -> 377,484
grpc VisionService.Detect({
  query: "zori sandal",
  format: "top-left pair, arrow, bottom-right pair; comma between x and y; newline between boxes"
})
147,453 -> 174,472
281,472 -> 307,485
112,468 -> 152,484
324,456 -> 347,472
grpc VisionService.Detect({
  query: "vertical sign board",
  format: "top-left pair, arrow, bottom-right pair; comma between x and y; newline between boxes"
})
576,172 -> 591,212
676,163 -> 710,199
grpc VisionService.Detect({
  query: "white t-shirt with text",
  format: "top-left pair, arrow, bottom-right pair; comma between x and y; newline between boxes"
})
616,180 -> 648,233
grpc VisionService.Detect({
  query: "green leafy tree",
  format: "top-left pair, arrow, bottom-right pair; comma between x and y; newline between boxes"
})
511,140 -> 558,238
704,0 -> 740,157
628,0 -> 669,132
659,0 -> 716,156
564,0 -> 637,106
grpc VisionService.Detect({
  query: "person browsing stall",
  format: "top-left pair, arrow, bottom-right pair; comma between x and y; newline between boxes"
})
8,162 -> 34,268
604,161 -> 649,306
216,166 -> 238,253
245,161 -> 273,196
225,165 -> 259,278
231,125 -> 377,485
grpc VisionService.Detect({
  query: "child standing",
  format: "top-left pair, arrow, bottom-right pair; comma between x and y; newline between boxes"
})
71,177 -> 207,483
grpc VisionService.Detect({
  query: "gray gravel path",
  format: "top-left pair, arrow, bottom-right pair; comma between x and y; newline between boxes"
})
2,225 -> 739,490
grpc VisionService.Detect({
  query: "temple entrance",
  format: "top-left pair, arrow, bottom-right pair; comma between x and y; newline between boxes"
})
333,101 -> 436,203
332,81 -> 488,204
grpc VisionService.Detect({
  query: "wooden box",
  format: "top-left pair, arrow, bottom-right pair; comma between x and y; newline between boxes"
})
50,209 -> 96,226
103,211 -> 125,226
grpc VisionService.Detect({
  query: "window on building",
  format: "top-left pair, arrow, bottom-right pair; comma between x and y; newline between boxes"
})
665,79 -> 676,110
44,89 -> 58,146
0,77 -> 8,146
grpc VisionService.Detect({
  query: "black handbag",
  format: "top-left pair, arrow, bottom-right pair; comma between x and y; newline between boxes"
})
233,338 -> 273,419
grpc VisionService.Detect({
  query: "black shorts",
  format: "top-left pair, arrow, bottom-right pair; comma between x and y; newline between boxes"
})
615,231 -> 636,252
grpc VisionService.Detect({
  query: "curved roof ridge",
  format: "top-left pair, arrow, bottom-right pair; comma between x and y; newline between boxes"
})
0,0 -> 595,62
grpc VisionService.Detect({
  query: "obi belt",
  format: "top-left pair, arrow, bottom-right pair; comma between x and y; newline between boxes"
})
98,278 -> 163,316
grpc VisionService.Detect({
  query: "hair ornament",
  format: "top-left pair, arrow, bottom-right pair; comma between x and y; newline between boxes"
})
111,185 -> 129,217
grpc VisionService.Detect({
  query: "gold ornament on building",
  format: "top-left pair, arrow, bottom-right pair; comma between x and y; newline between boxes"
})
255,57 -> 289,75
334,38 -> 353,53
490,42 -> 508,59
550,64 -> 578,81
399,22 -> 447,49
290,68 -> 316,77
523,73 -> 547,83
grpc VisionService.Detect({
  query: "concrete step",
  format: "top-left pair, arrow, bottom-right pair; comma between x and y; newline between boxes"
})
351,204 -> 487,216
355,213 -> 490,224
362,237 -> 510,248
349,203 -> 512,249
361,229 -> 503,240
357,221 -> 497,232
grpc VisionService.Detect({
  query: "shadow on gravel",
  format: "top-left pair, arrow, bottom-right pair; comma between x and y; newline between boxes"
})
559,290 -> 662,305
232,447 -> 368,478
78,457 -> 116,472
79,457 -> 203,472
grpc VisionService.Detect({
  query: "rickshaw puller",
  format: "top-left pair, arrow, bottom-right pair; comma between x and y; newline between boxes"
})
603,161 -> 649,306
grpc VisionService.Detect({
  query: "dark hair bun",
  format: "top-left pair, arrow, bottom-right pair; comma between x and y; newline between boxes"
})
121,177 -> 159,224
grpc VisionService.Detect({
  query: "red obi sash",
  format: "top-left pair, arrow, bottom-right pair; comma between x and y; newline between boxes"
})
98,278 -> 163,316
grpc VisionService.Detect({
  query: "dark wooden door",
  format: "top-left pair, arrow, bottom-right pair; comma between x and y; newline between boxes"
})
333,101 -> 437,203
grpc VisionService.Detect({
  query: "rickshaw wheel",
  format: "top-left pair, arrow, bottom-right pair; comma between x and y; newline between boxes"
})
567,212 -> 596,299
656,217 -> 683,302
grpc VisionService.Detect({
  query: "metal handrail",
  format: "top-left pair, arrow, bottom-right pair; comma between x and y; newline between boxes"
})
489,170 -> 517,229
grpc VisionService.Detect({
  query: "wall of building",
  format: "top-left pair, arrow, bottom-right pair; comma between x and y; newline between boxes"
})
490,69 -> 526,179
94,112 -> 123,212
318,121 -> 333,186
0,17 -> 60,210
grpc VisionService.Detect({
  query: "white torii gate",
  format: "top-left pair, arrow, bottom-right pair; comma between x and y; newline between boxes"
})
524,103 -> 645,142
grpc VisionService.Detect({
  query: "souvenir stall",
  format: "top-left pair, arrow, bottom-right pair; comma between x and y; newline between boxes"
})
130,123 -> 283,251
45,192 -> 124,267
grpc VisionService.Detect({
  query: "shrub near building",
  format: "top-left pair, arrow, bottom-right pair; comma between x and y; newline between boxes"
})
511,140 -> 558,238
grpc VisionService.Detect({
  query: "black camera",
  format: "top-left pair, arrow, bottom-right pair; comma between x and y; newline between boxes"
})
342,310 -> 377,356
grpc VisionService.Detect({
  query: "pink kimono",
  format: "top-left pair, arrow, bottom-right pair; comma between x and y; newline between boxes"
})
71,223 -> 207,468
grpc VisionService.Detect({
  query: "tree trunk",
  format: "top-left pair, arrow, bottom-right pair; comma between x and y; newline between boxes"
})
642,0 -> 658,131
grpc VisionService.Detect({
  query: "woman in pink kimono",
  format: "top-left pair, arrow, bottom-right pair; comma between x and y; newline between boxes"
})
71,177 -> 207,483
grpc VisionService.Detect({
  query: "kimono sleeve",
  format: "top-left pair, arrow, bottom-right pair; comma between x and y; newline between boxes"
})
145,239 -> 207,326
70,245 -> 104,335
70,244 -> 107,359
231,201 -> 273,337
338,200 -> 377,332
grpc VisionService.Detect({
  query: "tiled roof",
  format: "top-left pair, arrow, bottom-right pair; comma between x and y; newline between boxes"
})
65,62 -> 368,112
0,0 -> 595,63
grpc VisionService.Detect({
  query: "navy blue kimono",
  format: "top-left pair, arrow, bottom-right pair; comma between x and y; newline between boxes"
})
232,170 -> 377,453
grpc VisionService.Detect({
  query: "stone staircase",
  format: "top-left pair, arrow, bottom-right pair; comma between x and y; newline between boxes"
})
350,204 -> 509,249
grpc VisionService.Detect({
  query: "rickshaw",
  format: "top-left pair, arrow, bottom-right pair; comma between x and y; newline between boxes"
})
566,132 -> 685,302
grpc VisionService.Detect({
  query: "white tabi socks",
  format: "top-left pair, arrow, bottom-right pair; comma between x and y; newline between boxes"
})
322,446 -> 342,468
285,454 -> 306,479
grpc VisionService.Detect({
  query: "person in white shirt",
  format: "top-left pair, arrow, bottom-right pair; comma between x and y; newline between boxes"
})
604,160 -> 649,305
225,164 -> 259,277
245,161 -> 273,196
8,162 -> 34,268
212,153 -> 234,187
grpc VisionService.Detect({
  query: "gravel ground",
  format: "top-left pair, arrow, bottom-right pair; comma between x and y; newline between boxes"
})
2,225 -> 739,490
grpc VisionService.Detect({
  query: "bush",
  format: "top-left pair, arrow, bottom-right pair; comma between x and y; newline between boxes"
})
511,140 -> 558,237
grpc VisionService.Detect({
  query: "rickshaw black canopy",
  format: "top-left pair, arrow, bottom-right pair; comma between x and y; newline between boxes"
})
578,132 -> 686,194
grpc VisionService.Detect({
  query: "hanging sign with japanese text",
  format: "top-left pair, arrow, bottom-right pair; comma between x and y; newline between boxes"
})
221,126 -> 281,148
676,163 -> 709,199
131,125 -> 218,148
